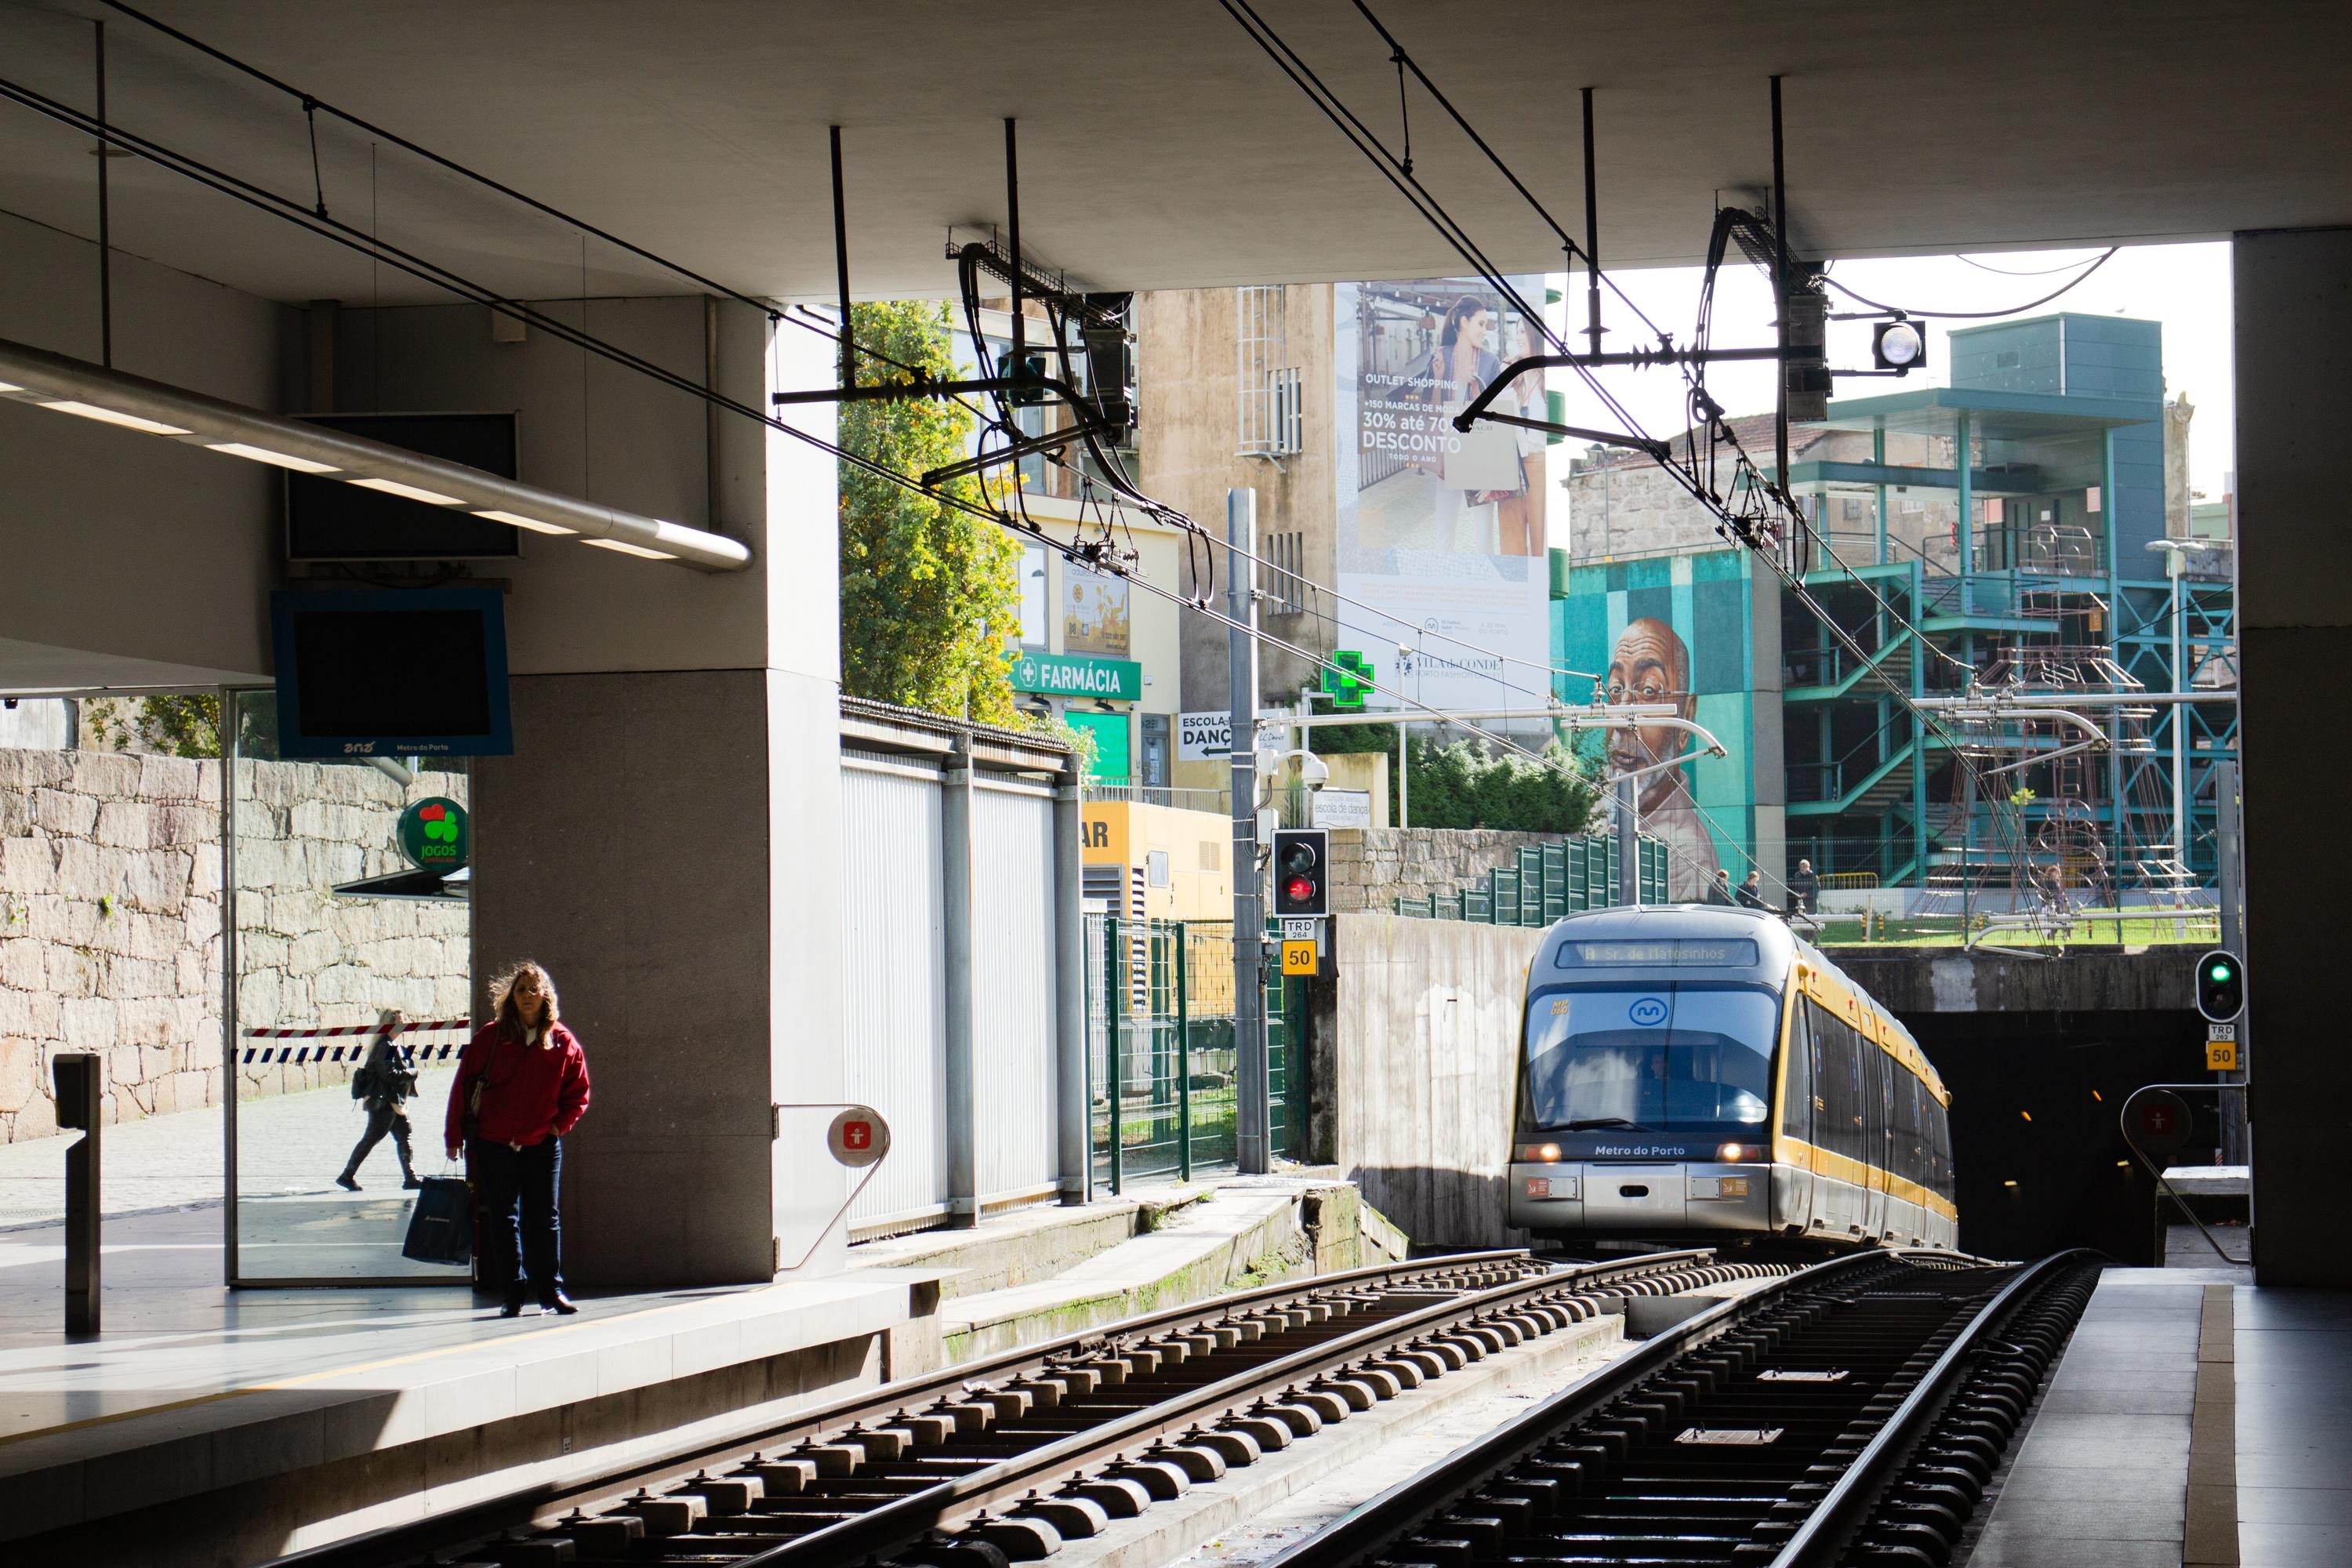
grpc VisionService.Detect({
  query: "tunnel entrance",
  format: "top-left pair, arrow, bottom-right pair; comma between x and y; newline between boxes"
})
1904,1006 -> 2214,1263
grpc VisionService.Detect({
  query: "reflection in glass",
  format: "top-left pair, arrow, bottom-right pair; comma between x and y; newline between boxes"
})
230,688 -> 472,1282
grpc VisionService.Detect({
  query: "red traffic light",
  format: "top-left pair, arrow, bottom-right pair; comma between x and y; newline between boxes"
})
1285,875 -> 1316,904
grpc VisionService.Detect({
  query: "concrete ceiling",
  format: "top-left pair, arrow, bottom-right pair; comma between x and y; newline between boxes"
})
0,1 -> 2345,308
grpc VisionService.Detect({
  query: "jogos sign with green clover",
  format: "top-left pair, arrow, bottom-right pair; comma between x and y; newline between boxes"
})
397,797 -> 470,869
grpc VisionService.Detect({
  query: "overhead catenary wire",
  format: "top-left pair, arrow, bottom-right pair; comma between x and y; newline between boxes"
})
1271,9 -> 2042,881
91,0 -> 975,404
1824,249 -> 2119,320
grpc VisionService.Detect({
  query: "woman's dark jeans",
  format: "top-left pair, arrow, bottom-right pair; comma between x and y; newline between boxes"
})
474,1137 -> 563,1304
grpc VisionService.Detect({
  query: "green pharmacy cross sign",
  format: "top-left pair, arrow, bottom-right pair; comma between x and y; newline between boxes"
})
1321,650 -> 1374,711
397,797 -> 469,870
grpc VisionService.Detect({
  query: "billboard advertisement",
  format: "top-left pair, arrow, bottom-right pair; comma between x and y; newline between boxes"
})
1553,548 -> 1763,903
1335,277 -> 1552,713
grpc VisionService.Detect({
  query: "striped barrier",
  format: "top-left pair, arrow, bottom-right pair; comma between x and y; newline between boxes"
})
239,1018 -> 472,1067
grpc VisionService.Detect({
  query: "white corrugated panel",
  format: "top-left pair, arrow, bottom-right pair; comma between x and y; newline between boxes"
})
971,785 -> 1060,1202
840,761 -> 950,1227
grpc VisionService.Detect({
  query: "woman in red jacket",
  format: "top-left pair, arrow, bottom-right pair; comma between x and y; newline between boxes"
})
446,962 -> 590,1316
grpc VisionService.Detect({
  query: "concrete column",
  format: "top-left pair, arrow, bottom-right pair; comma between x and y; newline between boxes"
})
2234,227 -> 2352,1286
470,307 -> 848,1287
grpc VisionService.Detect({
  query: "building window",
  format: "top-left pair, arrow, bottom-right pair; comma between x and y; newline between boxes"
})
1018,545 -> 1050,648
1263,529 -> 1307,614
1238,286 -> 1303,458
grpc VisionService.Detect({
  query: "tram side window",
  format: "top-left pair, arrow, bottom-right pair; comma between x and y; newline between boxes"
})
1779,997 -> 1813,1145
1929,1099 -> 1953,1200
1892,1069 -> 1925,1190
1862,1037 -> 1892,1178
1807,1000 -> 1864,1161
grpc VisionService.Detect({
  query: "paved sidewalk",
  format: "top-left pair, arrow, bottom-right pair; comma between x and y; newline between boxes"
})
0,1066 -> 460,1229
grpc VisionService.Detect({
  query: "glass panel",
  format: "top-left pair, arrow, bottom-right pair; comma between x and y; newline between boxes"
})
1521,984 -> 1780,1137
229,688 -> 472,1282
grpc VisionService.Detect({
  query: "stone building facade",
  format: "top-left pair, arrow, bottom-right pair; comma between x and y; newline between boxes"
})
0,746 -> 470,1144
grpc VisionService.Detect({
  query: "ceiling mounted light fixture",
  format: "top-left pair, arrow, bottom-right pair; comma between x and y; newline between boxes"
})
581,537 -> 678,561
349,476 -> 465,506
470,509 -> 577,536
203,441 -> 339,474
41,399 -> 191,436
0,335 -> 748,572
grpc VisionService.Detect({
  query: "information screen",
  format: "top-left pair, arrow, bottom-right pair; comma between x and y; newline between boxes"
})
270,589 -> 513,757
1558,938 -> 1760,968
285,413 -> 520,561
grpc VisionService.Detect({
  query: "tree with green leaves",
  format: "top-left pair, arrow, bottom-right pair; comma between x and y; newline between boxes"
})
1308,716 -> 1602,834
837,300 -> 1022,726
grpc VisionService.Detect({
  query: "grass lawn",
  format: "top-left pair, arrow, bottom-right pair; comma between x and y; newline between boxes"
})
1814,908 -> 2220,949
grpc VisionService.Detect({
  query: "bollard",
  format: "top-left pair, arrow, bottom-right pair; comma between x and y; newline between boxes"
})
54,1051 -> 102,1334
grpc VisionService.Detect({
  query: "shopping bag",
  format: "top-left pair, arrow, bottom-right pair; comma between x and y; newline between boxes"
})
401,1174 -> 474,1266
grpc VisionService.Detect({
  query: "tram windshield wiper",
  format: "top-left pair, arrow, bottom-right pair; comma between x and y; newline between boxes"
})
1562,1117 -> 1642,1131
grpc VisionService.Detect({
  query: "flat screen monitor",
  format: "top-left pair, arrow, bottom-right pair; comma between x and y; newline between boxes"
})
285,412 -> 521,561
270,589 -> 514,757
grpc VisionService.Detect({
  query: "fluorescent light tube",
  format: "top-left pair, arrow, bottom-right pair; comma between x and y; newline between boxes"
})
205,441 -> 339,474
471,509 -> 578,535
349,476 -> 464,506
581,536 -> 678,561
0,380 -> 20,392
41,400 -> 191,436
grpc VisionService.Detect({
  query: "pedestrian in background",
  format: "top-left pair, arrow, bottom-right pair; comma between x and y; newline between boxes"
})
1789,858 -> 1819,915
337,1007 -> 421,1192
1736,871 -> 1767,909
447,962 -> 590,1317
1708,867 -> 1736,906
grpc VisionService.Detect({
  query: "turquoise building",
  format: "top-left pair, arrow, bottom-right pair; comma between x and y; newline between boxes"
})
1552,313 -> 2238,895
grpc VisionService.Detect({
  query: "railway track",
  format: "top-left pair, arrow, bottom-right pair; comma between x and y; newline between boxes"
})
1268,1248 -> 2101,1568
274,1248 -> 1778,1568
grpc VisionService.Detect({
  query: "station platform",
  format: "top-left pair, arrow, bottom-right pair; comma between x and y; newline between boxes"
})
1966,1266 -> 2352,1568
0,1201 -> 938,1564
0,1164 -> 1384,1565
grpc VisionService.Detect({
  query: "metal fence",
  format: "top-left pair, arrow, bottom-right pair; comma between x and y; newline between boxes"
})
1086,916 -> 1307,1192
1392,833 -> 1670,924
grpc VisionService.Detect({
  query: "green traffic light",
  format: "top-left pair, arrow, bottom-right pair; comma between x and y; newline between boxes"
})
2209,963 -> 2232,982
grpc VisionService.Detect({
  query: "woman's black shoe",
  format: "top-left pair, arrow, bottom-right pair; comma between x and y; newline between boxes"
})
541,1294 -> 579,1316
499,1286 -> 526,1318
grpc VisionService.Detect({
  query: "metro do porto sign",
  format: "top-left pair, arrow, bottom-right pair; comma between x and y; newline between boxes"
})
397,797 -> 470,870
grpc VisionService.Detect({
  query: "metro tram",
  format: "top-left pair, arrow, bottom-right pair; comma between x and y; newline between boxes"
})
1507,904 -> 1958,1254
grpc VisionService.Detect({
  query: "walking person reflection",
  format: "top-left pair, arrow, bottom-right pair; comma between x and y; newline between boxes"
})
336,1008 -> 421,1192
447,962 -> 590,1317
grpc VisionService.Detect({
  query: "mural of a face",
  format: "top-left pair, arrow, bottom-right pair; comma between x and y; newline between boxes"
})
1603,617 -> 1694,788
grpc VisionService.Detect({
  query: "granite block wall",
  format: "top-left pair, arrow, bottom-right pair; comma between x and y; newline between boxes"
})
0,746 -> 470,1143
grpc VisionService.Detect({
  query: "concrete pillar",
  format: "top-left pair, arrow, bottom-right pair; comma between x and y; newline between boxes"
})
470,307 -> 847,1287
2233,227 -> 2352,1287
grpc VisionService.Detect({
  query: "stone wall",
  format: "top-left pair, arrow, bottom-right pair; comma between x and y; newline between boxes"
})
0,746 -> 470,1143
1324,826 -> 1569,913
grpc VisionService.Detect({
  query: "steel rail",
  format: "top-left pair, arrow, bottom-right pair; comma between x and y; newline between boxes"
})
1262,1249 -> 1903,1568
265,1248 -> 1579,1567
1766,1249 -> 2095,1566
737,1249 -> 1740,1566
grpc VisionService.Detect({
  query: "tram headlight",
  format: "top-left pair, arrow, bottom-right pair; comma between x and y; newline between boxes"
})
1717,1142 -> 1753,1163
1524,1142 -> 1563,1163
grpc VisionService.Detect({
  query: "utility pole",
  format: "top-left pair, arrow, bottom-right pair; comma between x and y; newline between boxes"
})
2216,759 -> 2248,1165
1614,773 -> 1639,906
1227,487 -> 1269,1174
